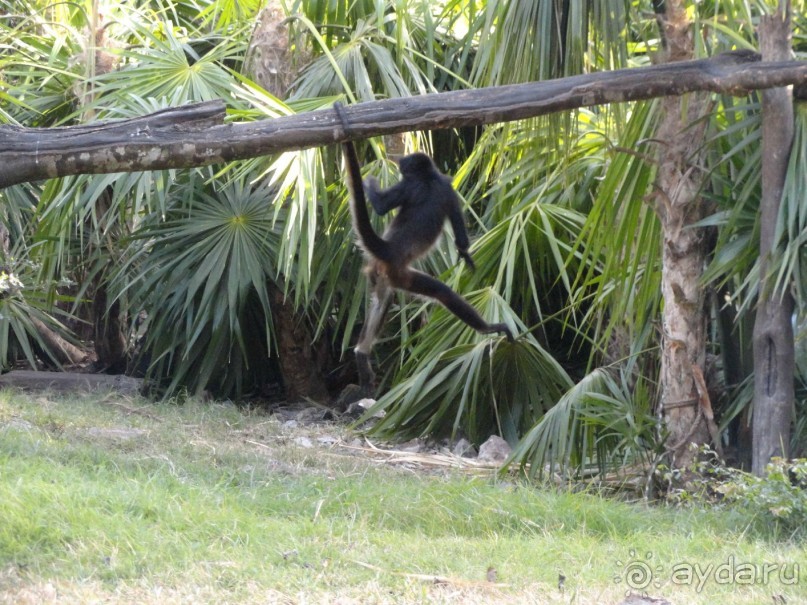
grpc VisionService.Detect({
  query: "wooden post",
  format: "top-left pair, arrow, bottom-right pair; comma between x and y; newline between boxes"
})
752,2 -> 795,475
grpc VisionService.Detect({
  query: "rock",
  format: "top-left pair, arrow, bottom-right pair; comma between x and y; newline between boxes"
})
345,397 -> 383,419
397,439 -> 425,453
452,437 -> 477,458
296,407 -> 333,423
293,436 -> 313,448
477,435 -> 512,463
3,418 -> 35,431
354,398 -> 377,410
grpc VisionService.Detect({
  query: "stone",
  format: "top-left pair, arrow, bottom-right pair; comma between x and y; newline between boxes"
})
452,437 -> 477,458
293,436 -> 313,448
477,435 -> 512,463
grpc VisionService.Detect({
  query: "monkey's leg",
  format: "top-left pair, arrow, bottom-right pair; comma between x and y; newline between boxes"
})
405,270 -> 514,341
355,279 -> 393,393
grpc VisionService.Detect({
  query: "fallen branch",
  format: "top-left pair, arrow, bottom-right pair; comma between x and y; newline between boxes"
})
31,317 -> 88,366
0,369 -> 142,396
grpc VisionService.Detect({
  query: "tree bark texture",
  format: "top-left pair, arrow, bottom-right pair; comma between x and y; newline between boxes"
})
89,188 -> 127,372
656,2 -> 713,468
3,53 -> 807,188
269,284 -> 329,403
753,5 -> 795,476
92,278 -> 127,372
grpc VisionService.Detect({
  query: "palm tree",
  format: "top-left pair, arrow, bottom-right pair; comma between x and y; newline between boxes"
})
2,0 -> 288,396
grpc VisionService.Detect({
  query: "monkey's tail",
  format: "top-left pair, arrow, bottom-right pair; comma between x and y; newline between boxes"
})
334,102 -> 394,264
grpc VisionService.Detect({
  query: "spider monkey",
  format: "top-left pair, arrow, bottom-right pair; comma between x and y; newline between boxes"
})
333,102 -> 514,393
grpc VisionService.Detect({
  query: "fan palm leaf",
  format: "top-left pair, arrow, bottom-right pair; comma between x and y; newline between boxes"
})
116,172 -> 281,396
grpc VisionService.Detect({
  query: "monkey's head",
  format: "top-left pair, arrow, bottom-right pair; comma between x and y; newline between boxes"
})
397,153 -> 436,177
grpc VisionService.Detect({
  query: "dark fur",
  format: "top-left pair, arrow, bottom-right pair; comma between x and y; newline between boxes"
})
334,102 -> 514,392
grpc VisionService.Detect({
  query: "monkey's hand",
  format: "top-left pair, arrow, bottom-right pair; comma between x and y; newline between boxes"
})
333,101 -> 350,134
459,249 -> 476,272
364,177 -> 380,195
365,177 -> 387,215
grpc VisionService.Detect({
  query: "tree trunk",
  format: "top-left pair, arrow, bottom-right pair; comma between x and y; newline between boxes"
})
752,4 -> 795,476
246,3 -> 330,403
92,275 -> 127,372
244,0 -> 296,99
269,285 -> 329,403
80,9 -> 128,374
89,188 -> 128,373
655,2 -> 713,468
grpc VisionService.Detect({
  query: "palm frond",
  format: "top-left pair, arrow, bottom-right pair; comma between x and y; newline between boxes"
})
117,172 -> 281,397
508,367 -> 658,478
364,288 -> 572,444
769,103 -> 807,304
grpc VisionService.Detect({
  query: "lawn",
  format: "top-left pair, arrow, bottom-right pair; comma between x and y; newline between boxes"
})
0,390 -> 803,604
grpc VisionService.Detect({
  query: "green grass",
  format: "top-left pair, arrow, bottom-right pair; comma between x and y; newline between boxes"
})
0,390 -> 804,604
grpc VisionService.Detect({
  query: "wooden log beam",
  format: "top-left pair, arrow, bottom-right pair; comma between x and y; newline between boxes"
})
2,51 -> 807,188
0,369 -> 143,396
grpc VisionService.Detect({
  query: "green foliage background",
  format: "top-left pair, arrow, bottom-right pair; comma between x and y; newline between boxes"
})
2,0 -> 807,476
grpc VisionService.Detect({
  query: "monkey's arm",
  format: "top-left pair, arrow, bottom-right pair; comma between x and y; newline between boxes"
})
446,195 -> 476,271
366,179 -> 408,216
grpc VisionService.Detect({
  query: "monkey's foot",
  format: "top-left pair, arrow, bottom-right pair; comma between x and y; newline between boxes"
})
355,351 -> 377,395
488,323 -> 515,342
